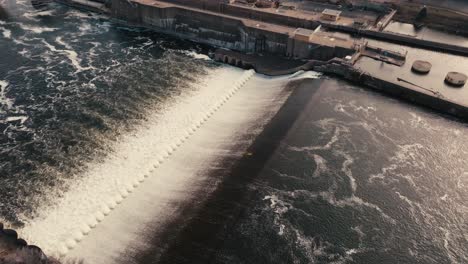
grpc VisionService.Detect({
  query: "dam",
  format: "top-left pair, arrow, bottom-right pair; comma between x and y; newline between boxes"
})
1,0 -> 468,263
52,0 -> 468,121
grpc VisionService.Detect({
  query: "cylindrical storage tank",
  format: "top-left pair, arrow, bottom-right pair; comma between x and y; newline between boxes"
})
411,60 -> 431,74
445,72 -> 467,87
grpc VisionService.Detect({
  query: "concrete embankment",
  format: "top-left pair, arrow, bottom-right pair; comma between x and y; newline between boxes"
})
213,48 -> 468,121
314,61 -> 468,121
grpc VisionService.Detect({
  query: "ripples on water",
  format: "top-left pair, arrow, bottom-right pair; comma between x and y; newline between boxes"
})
0,1 -> 215,225
215,79 -> 468,263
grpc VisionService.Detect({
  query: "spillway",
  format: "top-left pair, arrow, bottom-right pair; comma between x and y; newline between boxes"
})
16,65 -> 319,263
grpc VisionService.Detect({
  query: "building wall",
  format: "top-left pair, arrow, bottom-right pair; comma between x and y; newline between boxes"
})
111,0 -> 289,55
287,38 -> 354,60
156,0 -> 322,29
110,0 -> 354,60
321,14 -> 338,21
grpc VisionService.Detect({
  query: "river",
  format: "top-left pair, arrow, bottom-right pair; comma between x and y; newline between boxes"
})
0,1 -> 467,264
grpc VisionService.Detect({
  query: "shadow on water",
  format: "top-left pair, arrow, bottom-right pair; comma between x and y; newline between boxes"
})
0,5 -> 9,20
129,78 -> 324,264
127,78 -> 468,264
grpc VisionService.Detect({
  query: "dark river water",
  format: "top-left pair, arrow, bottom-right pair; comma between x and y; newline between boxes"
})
230,78 -> 468,263
145,78 -> 468,264
1,1 -> 468,264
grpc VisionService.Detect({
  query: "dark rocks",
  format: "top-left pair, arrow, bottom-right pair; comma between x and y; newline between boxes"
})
0,223 -> 48,264
16,239 -> 28,247
3,229 -> 18,240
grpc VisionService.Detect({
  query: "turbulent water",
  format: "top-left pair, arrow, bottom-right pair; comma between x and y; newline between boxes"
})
1,1 -> 468,264
0,1 -> 215,225
205,79 -> 468,264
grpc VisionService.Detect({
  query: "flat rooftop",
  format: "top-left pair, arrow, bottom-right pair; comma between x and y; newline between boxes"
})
322,9 -> 342,16
355,39 -> 468,106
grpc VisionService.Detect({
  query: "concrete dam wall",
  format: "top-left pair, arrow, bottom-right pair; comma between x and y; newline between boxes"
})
109,0 -> 354,61
111,0 -> 287,55
152,0 -> 321,29
105,0 -> 468,122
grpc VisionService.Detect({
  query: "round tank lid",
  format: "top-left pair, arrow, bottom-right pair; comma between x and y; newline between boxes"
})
445,72 -> 467,87
411,60 -> 432,73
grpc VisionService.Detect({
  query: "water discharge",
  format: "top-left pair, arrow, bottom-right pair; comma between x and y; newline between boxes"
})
17,66 -> 245,254
16,64 -> 319,262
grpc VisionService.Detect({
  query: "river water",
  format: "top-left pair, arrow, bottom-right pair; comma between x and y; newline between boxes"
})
1,1 -> 467,264
140,78 -> 468,264
0,1 -> 217,226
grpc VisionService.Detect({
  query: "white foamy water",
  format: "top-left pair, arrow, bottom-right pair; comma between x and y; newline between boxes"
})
0,80 -> 14,111
5,116 -> 28,124
0,26 -> 11,38
16,67 -> 229,242
19,24 -> 59,34
181,50 -> 212,61
41,38 -> 92,72
23,10 -> 56,21
18,66 -> 244,253
288,70 -> 321,80
18,65 -> 317,263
